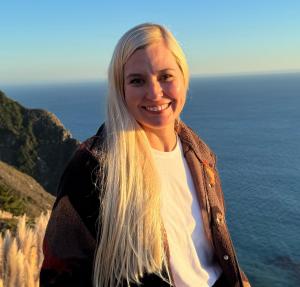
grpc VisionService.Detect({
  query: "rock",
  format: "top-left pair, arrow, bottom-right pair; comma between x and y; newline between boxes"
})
0,90 -> 80,195
0,160 -> 55,218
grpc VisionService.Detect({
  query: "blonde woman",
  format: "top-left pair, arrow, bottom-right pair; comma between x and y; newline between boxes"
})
40,23 -> 251,287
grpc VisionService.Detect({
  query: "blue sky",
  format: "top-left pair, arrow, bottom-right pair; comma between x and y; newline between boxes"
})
1,0 -> 300,84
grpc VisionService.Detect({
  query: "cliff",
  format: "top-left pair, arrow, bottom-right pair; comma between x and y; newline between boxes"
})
0,160 -> 55,217
0,90 -> 79,195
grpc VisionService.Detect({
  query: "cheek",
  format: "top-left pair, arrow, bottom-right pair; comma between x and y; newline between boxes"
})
124,87 -> 134,103
124,86 -> 130,101
124,89 -> 141,110
169,82 -> 186,103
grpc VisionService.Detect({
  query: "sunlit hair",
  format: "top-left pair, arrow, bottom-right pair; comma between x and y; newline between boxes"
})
93,23 -> 189,287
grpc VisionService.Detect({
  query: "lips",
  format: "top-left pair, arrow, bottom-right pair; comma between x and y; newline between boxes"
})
142,102 -> 172,112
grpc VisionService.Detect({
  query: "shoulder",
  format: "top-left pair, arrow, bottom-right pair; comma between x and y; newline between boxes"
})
56,124 -> 106,199
177,121 -> 216,166
52,124 -> 106,238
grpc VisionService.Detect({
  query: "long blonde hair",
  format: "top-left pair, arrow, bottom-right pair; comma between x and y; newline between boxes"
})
93,23 -> 189,287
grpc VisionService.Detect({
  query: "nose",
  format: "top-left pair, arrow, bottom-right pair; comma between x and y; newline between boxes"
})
146,78 -> 163,100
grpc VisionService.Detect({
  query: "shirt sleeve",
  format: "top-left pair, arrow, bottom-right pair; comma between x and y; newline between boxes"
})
40,142 -> 100,287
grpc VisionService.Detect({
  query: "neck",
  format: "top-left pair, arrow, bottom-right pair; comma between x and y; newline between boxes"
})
143,126 -> 177,152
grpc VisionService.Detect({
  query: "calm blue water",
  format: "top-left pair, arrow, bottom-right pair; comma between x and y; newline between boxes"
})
2,73 -> 300,286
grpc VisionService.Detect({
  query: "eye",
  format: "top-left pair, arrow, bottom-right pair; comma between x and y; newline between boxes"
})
129,78 -> 144,86
160,74 -> 173,82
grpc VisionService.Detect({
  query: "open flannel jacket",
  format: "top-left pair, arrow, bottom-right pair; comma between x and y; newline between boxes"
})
40,121 -> 251,287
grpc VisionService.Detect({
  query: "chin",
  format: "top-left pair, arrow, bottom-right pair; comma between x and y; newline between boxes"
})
139,120 -> 175,131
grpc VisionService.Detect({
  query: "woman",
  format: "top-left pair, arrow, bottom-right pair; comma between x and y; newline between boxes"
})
40,23 -> 251,287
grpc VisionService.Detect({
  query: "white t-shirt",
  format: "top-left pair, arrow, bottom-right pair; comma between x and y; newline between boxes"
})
151,137 -> 222,287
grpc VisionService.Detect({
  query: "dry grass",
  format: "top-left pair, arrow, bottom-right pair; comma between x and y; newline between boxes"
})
0,210 -> 50,287
0,211 -> 14,220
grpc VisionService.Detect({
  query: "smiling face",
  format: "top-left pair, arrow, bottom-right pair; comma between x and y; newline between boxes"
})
123,41 -> 187,137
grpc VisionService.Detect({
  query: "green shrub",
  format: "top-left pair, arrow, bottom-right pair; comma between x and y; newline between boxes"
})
0,184 -> 26,216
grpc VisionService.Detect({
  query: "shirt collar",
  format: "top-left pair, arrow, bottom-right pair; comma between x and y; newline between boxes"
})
176,120 -> 215,167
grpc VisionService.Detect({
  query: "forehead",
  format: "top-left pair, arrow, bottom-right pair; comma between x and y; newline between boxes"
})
124,41 -> 179,75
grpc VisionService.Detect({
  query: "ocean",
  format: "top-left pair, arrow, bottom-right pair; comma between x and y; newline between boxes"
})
2,73 -> 300,286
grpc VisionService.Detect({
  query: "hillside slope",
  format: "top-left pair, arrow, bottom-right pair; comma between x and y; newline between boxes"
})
0,160 -> 54,217
0,90 -> 79,195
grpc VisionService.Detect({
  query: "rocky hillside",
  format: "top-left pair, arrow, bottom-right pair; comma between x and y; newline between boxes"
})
0,160 -> 55,232
0,160 -> 55,217
0,90 -> 79,195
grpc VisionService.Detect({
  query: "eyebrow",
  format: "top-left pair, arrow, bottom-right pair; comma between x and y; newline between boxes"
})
126,73 -> 143,80
125,69 -> 175,80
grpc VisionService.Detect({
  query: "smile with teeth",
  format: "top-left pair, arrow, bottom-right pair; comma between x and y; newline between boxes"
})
143,102 -> 171,112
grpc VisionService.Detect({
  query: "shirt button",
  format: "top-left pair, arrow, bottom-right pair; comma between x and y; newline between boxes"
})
223,255 -> 229,261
